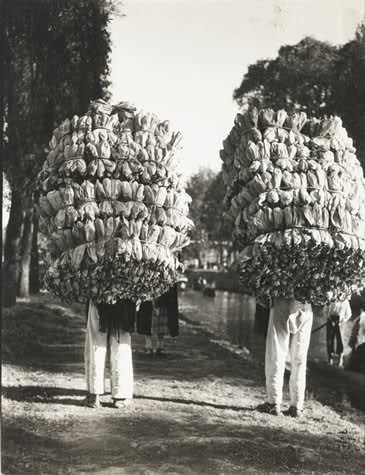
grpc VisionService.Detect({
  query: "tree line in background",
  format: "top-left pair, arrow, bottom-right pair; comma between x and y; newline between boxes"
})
1,0 -> 119,306
183,168 -> 234,268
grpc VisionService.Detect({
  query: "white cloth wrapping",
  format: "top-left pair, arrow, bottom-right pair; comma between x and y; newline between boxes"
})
327,300 -> 352,323
85,300 -> 134,399
357,312 -> 365,347
265,298 -> 313,410
351,310 -> 365,349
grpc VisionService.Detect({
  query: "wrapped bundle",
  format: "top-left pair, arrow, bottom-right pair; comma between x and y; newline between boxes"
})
34,99 -> 193,304
220,107 -> 365,305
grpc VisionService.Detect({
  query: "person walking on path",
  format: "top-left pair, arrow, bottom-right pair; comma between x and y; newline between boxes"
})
349,302 -> 365,372
326,300 -> 352,367
84,299 -> 136,408
137,284 -> 179,357
257,295 -> 313,418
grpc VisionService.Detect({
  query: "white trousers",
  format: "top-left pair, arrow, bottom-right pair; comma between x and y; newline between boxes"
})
84,301 -> 134,399
265,299 -> 313,410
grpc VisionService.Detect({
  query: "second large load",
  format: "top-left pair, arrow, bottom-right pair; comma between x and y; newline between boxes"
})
34,100 -> 193,304
220,108 -> 365,305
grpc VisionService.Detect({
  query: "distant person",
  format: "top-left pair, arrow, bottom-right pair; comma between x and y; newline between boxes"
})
137,284 -> 179,356
257,293 -> 313,418
197,276 -> 207,290
254,296 -> 271,338
84,300 -> 136,408
349,302 -> 365,350
326,300 -> 352,367
203,280 -> 216,297
349,303 -> 365,373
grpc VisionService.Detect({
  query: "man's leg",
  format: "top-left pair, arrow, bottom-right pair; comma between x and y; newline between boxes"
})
144,335 -> 153,357
335,325 -> 344,367
110,331 -> 134,404
326,320 -> 335,364
157,334 -> 164,349
156,334 -> 167,357
85,318 -> 91,394
85,301 -> 107,403
145,335 -> 153,349
260,307 -> 290,413
288,311 -> 313,413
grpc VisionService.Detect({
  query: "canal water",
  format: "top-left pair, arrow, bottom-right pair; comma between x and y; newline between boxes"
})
179,289 -> 365,412
179,289 -> 333,362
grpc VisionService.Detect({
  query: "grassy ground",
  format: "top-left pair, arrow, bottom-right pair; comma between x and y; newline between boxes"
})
2,293 -> 365,475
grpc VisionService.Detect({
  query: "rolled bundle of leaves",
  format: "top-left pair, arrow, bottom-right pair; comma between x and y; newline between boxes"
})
220,107 -> 365,305
34,99 -> 193,304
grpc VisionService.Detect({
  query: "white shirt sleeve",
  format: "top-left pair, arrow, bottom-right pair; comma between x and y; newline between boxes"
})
339,301 -> 352,323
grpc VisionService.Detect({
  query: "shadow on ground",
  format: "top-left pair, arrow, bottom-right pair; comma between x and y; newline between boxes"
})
2,294 -> 365,475
3,408 -> 365,475
2,384 -> 257,412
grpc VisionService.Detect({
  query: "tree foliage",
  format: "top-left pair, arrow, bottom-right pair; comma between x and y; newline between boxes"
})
233,37 -> 340,117
335,23 -> 365,164
233,26 -> 365,167
2,0 -> 115,191
185,168 -> 231,243
1,0 -> 117,305
185,167 -> 216,240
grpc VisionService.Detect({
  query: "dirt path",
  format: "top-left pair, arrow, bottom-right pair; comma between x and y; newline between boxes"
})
2,294 -> 365,474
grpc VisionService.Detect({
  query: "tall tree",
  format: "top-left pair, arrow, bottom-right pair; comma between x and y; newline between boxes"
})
185,168 -> 232,266
233,37 -> 340,116
1,0 -> 117,306
200,171 -> 231,243
185,167 -> 217,242
335,23 -> 365,166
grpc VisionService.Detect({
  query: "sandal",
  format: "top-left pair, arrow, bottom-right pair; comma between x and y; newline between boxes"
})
112,398 -> 132,409
84,393 -> 101,408
144,348 -> 154,357
256,402 -> 281,416
155,348 -> 167,357
283,406 -> 304,418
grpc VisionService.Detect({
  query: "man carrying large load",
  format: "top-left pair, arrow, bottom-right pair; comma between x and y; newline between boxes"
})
220,108 -> 365,417
34,99 -> 193,407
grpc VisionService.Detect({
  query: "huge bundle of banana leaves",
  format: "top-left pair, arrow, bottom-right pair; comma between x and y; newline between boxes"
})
34,99 -> 193,304
220,108 -> 365,305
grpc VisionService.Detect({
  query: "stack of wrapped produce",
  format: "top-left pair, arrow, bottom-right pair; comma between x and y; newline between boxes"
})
220,108 -> 365,305
34,99 -> 193,304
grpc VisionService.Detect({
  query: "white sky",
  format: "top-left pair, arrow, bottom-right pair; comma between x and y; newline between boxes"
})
110,0 -> 364,179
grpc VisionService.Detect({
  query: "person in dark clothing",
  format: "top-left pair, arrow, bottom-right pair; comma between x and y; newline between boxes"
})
254,296 -> 271,338
326,300 -> 352,367
349,343 -> 365,373
348,302 -> 365,373
84,299 -> 136,408
136,300 -> 155,356
326,314 -> 343,365
137,284 -> 179,357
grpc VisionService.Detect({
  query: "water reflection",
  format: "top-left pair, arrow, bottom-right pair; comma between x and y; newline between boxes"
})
180,290 -> 354,363
180,290 -> 264,358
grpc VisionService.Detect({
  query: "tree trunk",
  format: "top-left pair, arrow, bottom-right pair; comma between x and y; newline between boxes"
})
29,213 -> 40,294
2,189 -> 24,307
17,205 -> 34,297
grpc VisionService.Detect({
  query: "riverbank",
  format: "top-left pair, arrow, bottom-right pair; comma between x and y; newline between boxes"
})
2,293 -> 365,474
